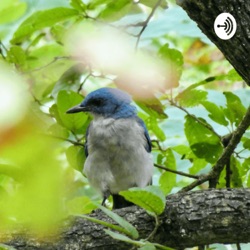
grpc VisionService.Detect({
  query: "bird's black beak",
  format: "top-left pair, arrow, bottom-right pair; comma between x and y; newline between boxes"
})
66,105 -> 90,114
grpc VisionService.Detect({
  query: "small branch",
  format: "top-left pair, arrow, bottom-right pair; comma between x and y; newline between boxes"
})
49,134 -> 85,147
151,139 -> 166,152
135,0 -> 162,50
0,41 -> 7,58
31,93 -> 43,106
78,72 -> 92,93
83,13 -> 136,37
145,215 -> 161,241
234,149 -> 247,159
154,163 -> 199,179
181,174 -> 211,192
23,56 -> 71,74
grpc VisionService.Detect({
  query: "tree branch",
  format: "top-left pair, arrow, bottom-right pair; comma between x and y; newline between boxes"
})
5,189 -> 250,249
154,163 -> 199,179
135,0 -> 163,50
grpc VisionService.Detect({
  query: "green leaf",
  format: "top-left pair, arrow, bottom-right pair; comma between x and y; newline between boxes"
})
52,64 -> 85,97
98,0 -> 140,21
66,145 -> 85,171
189,159 -> 207,175
11,7 -> 79,43
120,186 -> 165,215
7,46 -> 26,68
50,24 -> 66,43
138,244 -> 156,250
177,89 -> 208,107
49,104 -> 64,127
136,100 -> 168,120
104,230 -> 141,246
0,164 -> 22,182
201,101 -> 228,126
164,148 -> 176,170
67,196 -> 97,214
77,147 -> 86,171
159,171 -> 176,195
146,118 -> 166,141
223,92 -> 246,126
48,123 -> 69,138
184,116 -> 223,163
190,142 -> 222,163
245,159 -> 250,186
140,0 -> 168,9
243,138 -> 250,149
175,77 -> 215,98
76,214 -> 134,238
230,157 -> 243,187
56,90 -> 88,132
172,144 -> 196,162
98,205 -> 139,239
104,230 -> 173,250
70,0 -> 87,11
158,43 -> 183,86
0,0 -> 26,24
226,69 -> 243,82
0,244 -> 17,250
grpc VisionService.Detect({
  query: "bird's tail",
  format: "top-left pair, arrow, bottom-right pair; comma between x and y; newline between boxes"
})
112,194 -> 133,209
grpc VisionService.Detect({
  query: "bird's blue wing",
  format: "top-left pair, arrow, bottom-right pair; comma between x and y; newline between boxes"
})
136,117 -> 152,152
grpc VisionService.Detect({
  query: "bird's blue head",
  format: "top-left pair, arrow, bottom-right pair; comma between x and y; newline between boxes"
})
67,88 -> 137,118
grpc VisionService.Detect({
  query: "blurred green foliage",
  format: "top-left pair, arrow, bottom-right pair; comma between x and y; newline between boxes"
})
0,0 -> 249,248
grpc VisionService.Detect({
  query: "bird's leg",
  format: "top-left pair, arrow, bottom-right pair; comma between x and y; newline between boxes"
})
101,190 -> 111,207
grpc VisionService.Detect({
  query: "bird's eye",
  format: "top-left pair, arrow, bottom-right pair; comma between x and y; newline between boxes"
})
90,99 -> 102,106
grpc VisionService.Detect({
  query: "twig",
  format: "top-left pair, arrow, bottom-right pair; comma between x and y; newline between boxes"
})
83,13 -> 136,37
145,214 -> 161,241
23,56 -> 71,74
31,93 -> 43,106
154,163 -> 199,179
135,0 -> 162,50
0,41 -> 7,58
181,174 -> 210,192
234,149 -> 247,159
78,72 -> 92,93
151,139 -> 166,152
49,134 -> 85,147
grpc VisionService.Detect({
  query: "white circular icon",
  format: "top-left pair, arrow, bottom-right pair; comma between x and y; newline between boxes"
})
214,13 -> 237,40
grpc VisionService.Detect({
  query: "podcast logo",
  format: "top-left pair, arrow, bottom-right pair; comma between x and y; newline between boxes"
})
214,13 -> 237,40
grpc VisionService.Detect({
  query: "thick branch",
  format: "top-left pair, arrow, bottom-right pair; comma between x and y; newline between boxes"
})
5,189 -> 250,249
177,0 -> 250,85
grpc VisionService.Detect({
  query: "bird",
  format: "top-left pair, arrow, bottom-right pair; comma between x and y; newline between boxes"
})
66,87 -> 153,209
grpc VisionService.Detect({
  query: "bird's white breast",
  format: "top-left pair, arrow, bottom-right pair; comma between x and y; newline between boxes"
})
84,116 -> 153,195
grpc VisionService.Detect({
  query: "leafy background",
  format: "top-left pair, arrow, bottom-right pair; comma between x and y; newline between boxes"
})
0,0 -> 249,249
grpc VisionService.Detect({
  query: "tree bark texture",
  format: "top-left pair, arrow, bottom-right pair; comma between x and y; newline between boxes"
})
177,0 -> 250,85
5,188 -> 250,249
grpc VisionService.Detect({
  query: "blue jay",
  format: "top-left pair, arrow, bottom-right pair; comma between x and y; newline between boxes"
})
66,88 -> 153,209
